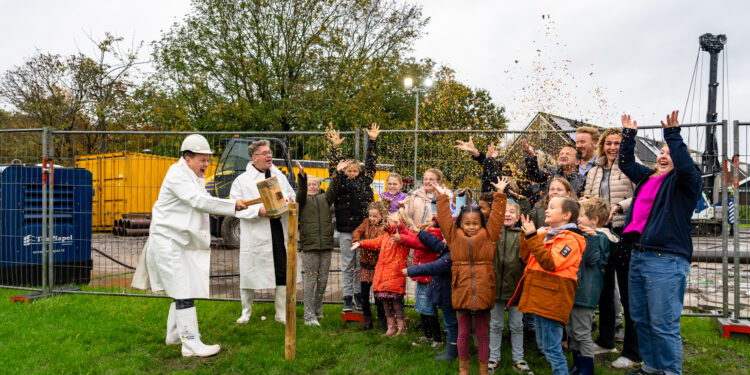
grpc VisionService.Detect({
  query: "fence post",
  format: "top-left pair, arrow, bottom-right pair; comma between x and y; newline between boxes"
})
48,130 -> 55,289
41,128 -> 49,294
354,127 -> 360,162
285,202 -> 299,360
721,120 -> 729,318
732,120 -> 741,319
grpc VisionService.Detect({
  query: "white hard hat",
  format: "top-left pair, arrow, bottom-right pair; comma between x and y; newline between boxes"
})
181,134 -> 213,154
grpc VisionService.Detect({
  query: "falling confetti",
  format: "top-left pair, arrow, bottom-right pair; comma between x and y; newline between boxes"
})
499,13 -> 620,128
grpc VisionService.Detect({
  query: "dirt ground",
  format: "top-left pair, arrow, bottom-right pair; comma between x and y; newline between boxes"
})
88,230 -> 749,317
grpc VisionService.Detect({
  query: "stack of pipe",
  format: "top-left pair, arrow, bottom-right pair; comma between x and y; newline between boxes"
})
112,213 -> 151,237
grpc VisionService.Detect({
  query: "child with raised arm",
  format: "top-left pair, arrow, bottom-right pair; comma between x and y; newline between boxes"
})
394,220 -> 442,347
567,197 -> 617,375
352,201 -> 389,331
433,177 -> 510,375
509,197 -> 586,375
326,123 -> 380,312
351,211 -> 411,337
402,226 -> 458,361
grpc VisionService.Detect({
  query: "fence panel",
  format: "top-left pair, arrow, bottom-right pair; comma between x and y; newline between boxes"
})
733,121 -> 750,319
2,124 -> 746,318
42,130 -> 363,303
0,129 -> 47,292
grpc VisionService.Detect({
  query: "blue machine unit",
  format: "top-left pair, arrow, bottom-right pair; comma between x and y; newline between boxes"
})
0,165 -> 93,286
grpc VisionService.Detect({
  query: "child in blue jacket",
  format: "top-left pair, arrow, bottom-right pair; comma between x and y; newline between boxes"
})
569,197 -> 617,375
403,227 -> 458,361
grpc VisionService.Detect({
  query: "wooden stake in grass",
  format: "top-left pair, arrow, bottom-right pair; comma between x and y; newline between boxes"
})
285,202 -> 298,360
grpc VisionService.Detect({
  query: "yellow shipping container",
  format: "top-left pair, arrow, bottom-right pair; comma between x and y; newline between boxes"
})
75,151 -> 218,231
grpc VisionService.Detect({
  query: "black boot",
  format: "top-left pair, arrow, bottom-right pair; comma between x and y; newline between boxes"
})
360,315 -> 373,330
428,315 -> 443,343
569,350 -> 581,375
343,296 -> 353,312
435,342 -> 458,361
376,316 -> 387,331
375,298 -> 387,331
353,293 -> 363,311
578,356 -> 594,375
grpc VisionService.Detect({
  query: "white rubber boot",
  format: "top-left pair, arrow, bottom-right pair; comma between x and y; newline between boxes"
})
236,289 -> 254,324
175,307 -> 221,358
165,302 -> 180,345
274,285 -> 286,324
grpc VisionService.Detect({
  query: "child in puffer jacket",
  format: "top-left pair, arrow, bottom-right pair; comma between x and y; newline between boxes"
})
351,211 -> 411,337
403,225 -> 459,361
326,124 -> 380,312
352,200 -> 389,331
511,196 -> 586,375
433,177 -> 510,375
395,221 -> 442,347
568,198 -> 617,375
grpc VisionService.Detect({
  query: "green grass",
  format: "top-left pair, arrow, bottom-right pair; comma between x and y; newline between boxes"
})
1,288 -> 748,374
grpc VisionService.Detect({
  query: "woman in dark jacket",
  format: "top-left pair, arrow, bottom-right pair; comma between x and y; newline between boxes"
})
618,111 -> 702,375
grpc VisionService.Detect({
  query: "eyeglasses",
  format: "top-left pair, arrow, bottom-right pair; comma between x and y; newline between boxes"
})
253,151 -> 272,156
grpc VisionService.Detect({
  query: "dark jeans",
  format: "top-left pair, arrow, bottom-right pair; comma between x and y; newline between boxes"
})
441,307 -> 458,344
595,229 -> 640,361
360,281 -> 384,319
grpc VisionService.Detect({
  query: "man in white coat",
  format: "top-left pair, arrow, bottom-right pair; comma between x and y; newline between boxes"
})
231,139 -> 296,325
146,134 -> 248,358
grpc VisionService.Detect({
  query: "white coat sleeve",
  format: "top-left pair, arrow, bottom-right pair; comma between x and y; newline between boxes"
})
231,176 -> 263,220
281,177 -> 296,203
172,170 -> 236,217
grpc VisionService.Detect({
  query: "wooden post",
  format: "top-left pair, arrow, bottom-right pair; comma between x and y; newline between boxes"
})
285,202 -> 298,360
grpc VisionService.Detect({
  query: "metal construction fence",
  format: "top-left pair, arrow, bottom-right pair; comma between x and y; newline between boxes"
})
0,122 -> 748,319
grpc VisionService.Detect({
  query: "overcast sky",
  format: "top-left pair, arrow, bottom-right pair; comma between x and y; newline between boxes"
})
1,0 -> 747,146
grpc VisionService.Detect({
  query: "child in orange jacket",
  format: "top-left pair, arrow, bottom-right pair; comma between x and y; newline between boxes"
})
352,201 -> 389,331
351,211 -> 411,337
509,196 -> 586,375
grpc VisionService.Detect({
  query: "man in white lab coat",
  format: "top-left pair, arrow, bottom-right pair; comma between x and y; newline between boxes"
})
230,139 -> 296,325
146,134 -> 248,358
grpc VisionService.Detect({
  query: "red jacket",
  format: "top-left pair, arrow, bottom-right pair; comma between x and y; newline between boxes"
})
398,227 -> 442,284
359,226 -> 411,295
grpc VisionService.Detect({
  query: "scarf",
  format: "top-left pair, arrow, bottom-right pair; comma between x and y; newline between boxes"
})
544,222 -> 578,242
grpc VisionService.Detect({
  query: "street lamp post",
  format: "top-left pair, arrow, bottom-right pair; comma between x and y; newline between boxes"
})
404,77 -> 433,189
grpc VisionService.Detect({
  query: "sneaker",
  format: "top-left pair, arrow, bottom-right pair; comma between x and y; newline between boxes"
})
488,360 -> 499,374
593,344 -> 618,355
513,359 -> 533,374
342,296 -> 353,312
304,319 -> 321,327
411,336 -> 430,346
624,369 -> 651,375
615,329 -> 625,342
430,340 -> 444,349
612,356 -> 638,369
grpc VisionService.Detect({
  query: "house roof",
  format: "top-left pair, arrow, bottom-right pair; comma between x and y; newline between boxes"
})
512,112 -> 688,166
